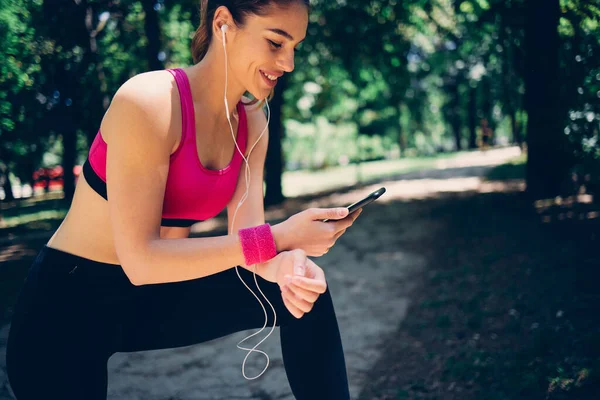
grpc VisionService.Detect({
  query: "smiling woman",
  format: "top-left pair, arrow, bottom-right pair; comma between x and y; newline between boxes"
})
5,0 -> 359,399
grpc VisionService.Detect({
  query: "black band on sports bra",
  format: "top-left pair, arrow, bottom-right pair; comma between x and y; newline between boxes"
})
82,158 -> 201,228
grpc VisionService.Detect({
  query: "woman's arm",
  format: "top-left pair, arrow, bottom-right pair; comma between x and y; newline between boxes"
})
103,74 -> 253,286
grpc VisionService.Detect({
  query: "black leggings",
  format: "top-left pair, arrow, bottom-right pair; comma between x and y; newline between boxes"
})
6,245 -> 350,399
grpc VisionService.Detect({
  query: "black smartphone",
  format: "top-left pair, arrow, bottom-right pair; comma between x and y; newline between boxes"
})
323,187 -> 386,222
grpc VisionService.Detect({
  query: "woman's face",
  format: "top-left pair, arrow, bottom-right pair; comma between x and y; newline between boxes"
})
226,2 -> 308,99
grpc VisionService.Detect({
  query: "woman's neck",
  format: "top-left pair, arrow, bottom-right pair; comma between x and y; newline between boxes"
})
185,47 -> 245,123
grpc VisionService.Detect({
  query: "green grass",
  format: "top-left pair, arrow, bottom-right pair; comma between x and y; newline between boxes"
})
0,193 -> 67,236
1,209 -> 67,229
484,153 -> 527,181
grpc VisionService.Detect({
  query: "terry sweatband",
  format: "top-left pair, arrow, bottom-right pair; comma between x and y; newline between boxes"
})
238,223 -> 278,266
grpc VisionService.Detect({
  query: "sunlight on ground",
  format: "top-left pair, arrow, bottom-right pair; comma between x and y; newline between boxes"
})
191,176 -> 526,236
283,147 -> 522,197
190,147 -> 525,235
534,194 -> 597,223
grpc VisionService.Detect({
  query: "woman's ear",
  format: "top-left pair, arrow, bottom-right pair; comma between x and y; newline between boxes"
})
212,6 -> 234,40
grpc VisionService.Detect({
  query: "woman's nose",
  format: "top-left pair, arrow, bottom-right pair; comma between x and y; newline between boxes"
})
277,51 -> 295,73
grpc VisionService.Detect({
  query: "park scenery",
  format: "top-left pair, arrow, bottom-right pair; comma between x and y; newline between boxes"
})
1,0 -> 599,399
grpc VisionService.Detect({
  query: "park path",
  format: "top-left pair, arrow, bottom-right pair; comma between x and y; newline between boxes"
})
0,147 -> 521,399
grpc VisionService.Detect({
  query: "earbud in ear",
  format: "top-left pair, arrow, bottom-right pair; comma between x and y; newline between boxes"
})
221,24 -> 228,33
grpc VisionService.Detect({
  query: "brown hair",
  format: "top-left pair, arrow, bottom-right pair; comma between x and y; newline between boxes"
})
191,0 -> 309,106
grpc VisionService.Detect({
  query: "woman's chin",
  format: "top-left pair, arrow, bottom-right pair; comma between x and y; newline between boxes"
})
247,89 -> 269,101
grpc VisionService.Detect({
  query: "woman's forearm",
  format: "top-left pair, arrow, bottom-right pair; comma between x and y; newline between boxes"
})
126,234 -> 250,285
123,221 -> 289,286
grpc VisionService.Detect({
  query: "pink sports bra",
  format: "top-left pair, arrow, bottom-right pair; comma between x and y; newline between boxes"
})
82,68 -> 248,227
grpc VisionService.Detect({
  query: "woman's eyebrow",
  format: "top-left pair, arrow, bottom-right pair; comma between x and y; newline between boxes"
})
267,28 -> 306,43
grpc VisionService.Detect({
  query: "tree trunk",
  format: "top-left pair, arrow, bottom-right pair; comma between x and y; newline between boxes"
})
481,76 -> 494,132
499,2 -> 521,147
62,108 -> 77,203
397,104 -> 406,156
84,4 -> 111,146
0,163 -> 15,202
264,75 -> 287,207
511,111 -> 522,147
468,85 -> 477,149
524,0 -> 567,198
142,0 -> 164,71
449,79 -> 462,151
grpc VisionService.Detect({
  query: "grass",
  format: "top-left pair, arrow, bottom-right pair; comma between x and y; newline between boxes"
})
484,153 -> 527,181
0,193 -> 67,237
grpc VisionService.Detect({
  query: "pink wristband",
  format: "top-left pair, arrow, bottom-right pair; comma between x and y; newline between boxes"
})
238,223 -> 278,266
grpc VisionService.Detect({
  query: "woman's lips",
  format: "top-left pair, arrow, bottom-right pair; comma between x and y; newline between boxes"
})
259,70 -> 278,88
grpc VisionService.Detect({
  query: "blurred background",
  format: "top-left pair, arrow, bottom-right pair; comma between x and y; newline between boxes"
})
1,0 -> 599,399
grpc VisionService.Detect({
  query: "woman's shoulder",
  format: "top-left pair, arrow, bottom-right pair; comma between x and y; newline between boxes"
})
113,70 -> 176,112
101,70 -> 179,144
241,97 -> 267,129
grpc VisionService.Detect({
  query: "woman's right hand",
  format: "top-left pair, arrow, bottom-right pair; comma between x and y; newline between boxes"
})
256,249 -> 327,319
271,208 -> 362,257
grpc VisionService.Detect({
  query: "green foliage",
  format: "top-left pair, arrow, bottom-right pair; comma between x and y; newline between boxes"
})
0,0 -> 598,199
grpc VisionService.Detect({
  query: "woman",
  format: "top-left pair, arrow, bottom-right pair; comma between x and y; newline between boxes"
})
6,0 -> 361,399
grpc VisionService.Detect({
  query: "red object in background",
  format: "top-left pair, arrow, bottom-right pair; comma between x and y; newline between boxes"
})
32,165 -> 82,190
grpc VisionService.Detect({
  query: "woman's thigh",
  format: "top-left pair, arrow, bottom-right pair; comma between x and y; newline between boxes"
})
122,267 -> 294,352
6,255 -> 117,400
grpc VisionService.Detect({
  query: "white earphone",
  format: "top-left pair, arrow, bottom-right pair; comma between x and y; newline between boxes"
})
221,22 -> 275,381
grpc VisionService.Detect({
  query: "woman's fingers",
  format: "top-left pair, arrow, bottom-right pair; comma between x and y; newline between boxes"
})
282,285 -> 313,313
290,249 -> 307,276
336,208 -> 362,227
333,228 -> 346,241
281,293 -> 304,319
282,285 -> 316,318
286,282 -> 320,304
328,209 -> 362,248
291,276 -> 327,294
300,258 -> 327,284
280,257 -> 328,317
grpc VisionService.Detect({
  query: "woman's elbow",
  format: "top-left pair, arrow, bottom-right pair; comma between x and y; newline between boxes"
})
115,246 -> 149,286
120,258 -> 147,286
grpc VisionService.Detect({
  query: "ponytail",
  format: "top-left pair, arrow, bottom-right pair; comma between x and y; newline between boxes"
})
191,0 -> 210,64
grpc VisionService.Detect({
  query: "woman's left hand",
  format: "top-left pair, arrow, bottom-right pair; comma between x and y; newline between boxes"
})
279,256 -> 327,319
255,249 -> 327,319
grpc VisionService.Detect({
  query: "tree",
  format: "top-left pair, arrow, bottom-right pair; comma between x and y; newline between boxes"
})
264,75 -> 287,206
524,0 -> 568,198
142,0 -> 165,71
0,0 -> 45,201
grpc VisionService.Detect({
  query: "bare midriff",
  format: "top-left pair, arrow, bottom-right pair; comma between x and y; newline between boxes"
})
46,172 -> 190,266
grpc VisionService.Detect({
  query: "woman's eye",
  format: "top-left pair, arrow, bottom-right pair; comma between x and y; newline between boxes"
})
268,40 -> 283,49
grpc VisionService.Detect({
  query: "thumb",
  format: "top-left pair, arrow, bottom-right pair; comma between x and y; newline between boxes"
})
312,207 -> 348,220
292,249 -> 307,276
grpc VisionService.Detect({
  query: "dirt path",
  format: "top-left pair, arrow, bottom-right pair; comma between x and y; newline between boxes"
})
0,147 -> 521,399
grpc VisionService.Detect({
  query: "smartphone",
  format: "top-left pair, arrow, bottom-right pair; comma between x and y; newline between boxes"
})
322,187 -> 386,222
